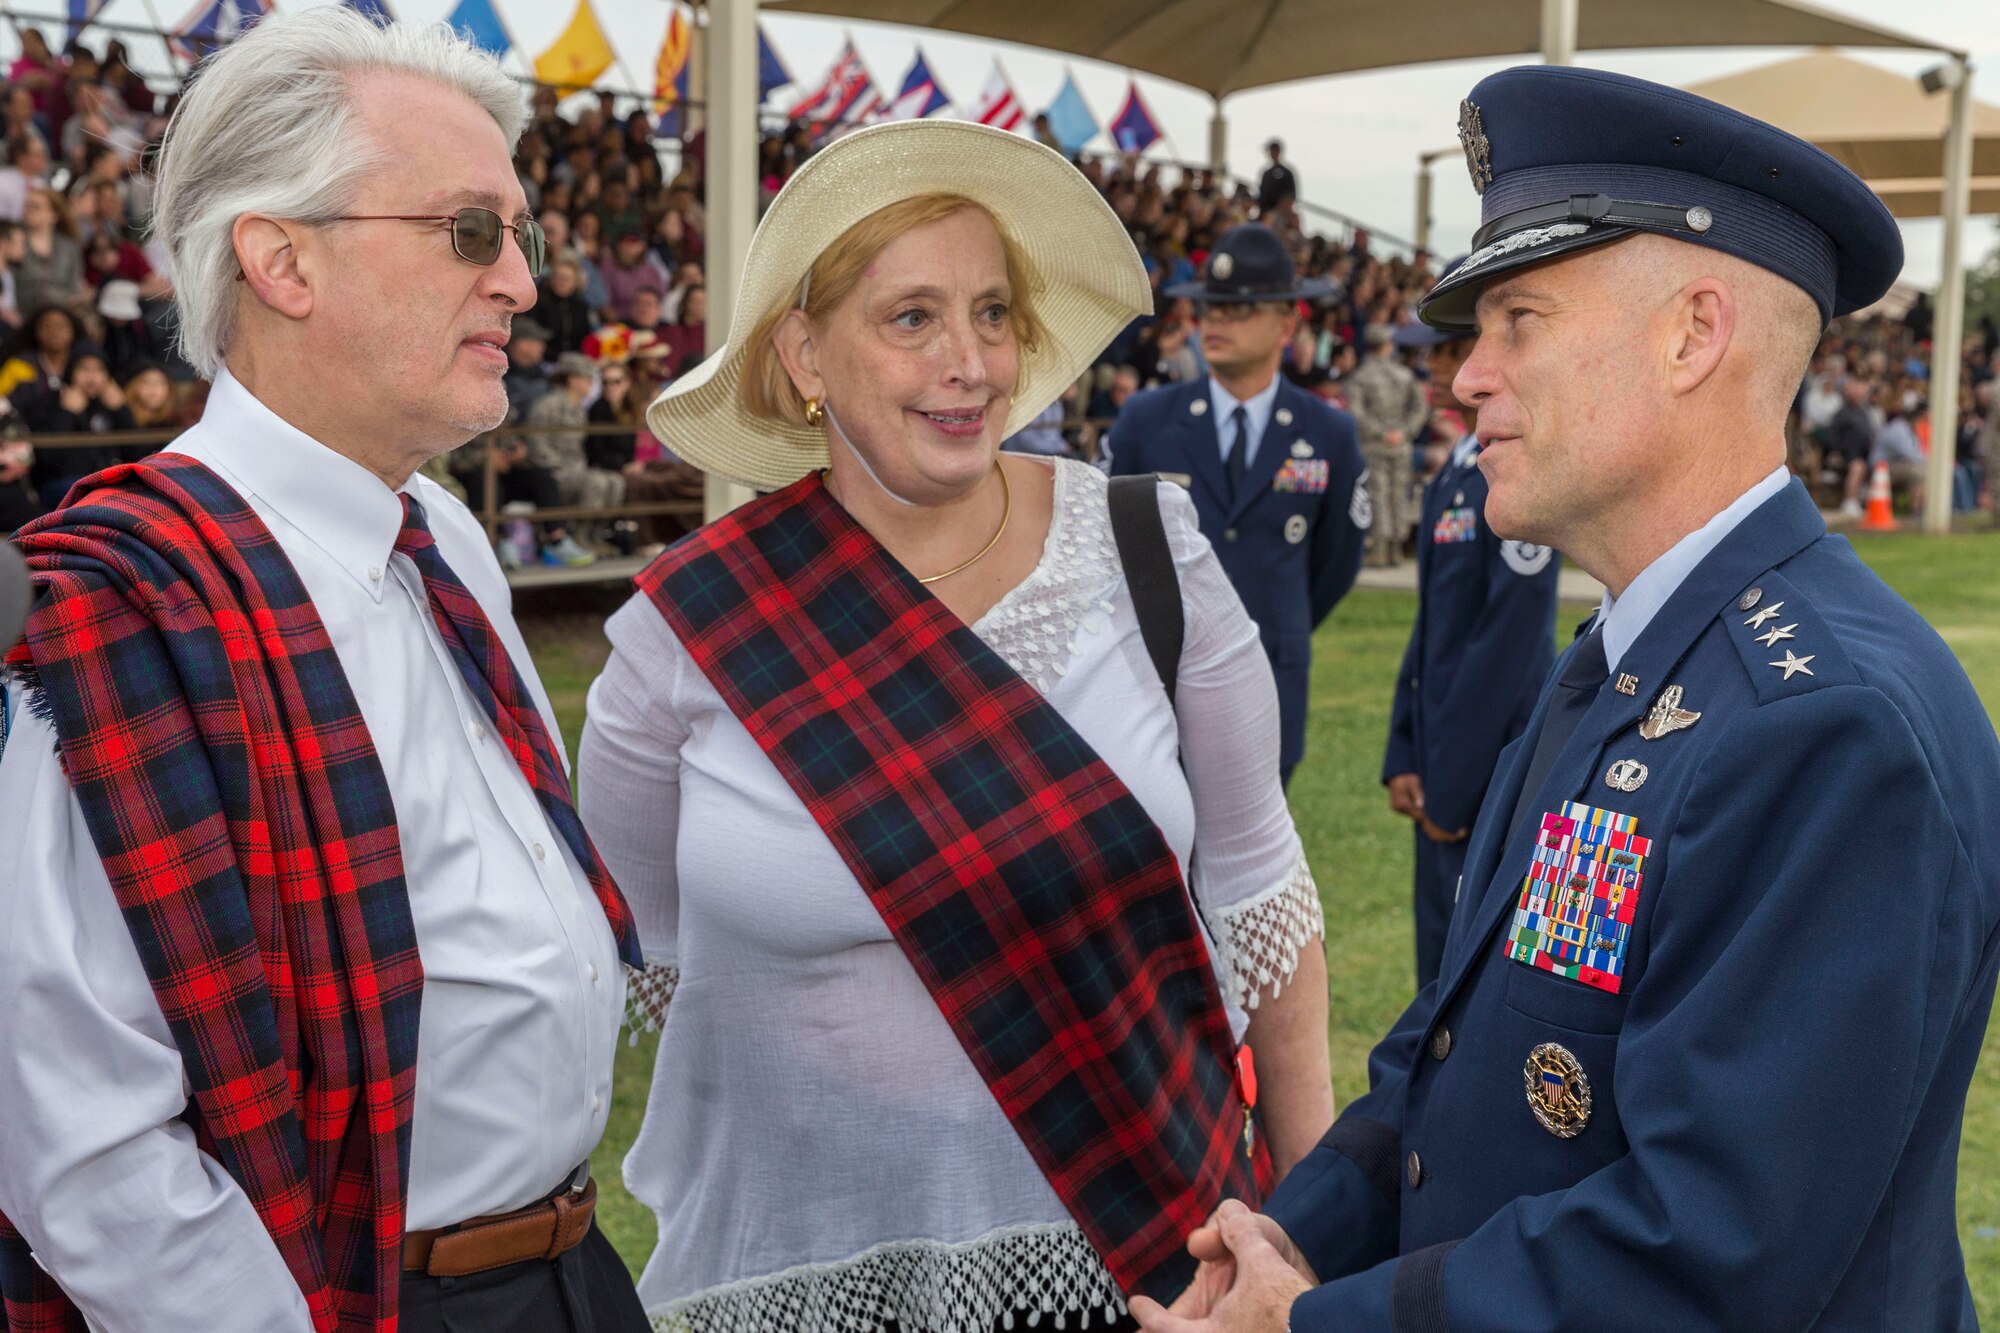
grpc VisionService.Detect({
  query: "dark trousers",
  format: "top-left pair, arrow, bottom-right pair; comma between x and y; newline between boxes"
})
1414,828 -> 1470,990
398,1220 -> 649,1333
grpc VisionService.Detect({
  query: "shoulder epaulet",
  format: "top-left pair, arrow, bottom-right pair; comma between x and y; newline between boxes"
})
1721,571 -> 1859,702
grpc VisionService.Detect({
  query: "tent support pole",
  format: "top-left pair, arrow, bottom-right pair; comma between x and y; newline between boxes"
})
1923,57 -> 1973,535
704,0 -> 758,522
1540,0 -> 1578,65
1208,95 -> 1226,174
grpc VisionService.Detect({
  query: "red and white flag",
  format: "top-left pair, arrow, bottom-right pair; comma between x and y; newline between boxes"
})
789,39 -> 878,125
968,63 -> 1025,132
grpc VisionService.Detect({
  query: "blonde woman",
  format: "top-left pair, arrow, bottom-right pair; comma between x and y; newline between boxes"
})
581,122 -> 1333,1333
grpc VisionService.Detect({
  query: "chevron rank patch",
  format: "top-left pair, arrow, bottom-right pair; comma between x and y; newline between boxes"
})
1503,801 -> 1651,994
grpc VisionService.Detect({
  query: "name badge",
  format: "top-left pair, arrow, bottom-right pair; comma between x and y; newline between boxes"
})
1272,458 -> 1329,494
1503,801 -> 1651,995
1433,507 -> 1477,543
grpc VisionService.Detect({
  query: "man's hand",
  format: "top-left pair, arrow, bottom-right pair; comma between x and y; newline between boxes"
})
1130,1201 -> 1316,1332
99,381 -> 126,411
59,384 -> 86,414
1386,772 -> 1425,821
1418,814 -> 1470,844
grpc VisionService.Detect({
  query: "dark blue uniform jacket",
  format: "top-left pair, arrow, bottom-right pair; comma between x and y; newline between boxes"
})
1107,376 -> 1367,772
1267,479 -> 2000,1331
1382,441 -> 1561,834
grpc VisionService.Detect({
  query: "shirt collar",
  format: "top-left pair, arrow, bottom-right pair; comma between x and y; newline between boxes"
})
170,369 -> 411,603
1207,374 -> 1281,441
1596,464 -> 1790,674
1450,433 -> 1481,470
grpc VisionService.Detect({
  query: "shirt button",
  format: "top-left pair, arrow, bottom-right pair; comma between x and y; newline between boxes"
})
1407,1151 -> 1425,1189
1223,528 -> 1239,542
591,1092 -> 603,1114
532,843 -> 547,862
1429,1028 -> 1453,1061
590,964 -> 600,984
367,565 -> 381,581
471,722 -> 487,742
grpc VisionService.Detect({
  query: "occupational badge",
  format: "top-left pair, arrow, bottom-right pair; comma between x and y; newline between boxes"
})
1458,99 -> 1493,195
1290,438 -> 1312,457
1524,1043 -> 1592,1138
1605,758 -> 1648,793
1284,514 -> 1308,544
1639,685 -> 1700,740
1503,801 -> 1651,995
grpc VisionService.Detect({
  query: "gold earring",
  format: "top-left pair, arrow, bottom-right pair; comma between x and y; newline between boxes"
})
803,397 -> 824,428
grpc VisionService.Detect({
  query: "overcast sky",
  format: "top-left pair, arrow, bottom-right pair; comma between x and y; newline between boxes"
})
42,0 -> 2000,288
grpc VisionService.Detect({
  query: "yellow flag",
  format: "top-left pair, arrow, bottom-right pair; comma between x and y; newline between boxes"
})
534,0 -> 614,92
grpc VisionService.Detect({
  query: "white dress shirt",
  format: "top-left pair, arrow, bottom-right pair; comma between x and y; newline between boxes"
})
1596,465 -> 1791,674
1207,373 -> 1282,471
0,371 -> 622,1331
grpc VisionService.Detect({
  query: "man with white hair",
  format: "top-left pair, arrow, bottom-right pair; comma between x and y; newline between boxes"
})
1134,65 -> 2000,1333
0,11 -> 646,1331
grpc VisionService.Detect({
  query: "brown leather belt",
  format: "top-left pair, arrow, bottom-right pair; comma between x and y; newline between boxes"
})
402,1175 -> 598,1278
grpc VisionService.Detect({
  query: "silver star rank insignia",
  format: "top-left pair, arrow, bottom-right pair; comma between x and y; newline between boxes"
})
1745,601 -> 1785,629
1770,651 -> 1816,680
1754,623 -> 1797,648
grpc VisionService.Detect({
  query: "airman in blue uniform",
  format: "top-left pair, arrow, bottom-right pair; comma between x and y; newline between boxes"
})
1106,224 -> 1369,785
1132,66 -> 2000,1333
1384,315 -> 1561,989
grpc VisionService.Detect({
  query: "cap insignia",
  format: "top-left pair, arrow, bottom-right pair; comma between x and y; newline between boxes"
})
1212,252 -> 1235,280
1459,99 -> 1494,195
1456,222 -> 1589,278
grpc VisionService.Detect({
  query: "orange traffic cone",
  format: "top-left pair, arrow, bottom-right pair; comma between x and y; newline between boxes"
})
1859,461 -> 1897,532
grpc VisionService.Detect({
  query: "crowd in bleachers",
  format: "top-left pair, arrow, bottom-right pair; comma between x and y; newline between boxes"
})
0,34 -> 1993,551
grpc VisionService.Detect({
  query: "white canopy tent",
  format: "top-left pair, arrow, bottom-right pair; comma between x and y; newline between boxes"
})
701,0 -> 1962,520
1685,50 -> 1997,533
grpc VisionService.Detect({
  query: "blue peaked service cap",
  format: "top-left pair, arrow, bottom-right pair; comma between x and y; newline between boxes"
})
1418,66 -> 1904,332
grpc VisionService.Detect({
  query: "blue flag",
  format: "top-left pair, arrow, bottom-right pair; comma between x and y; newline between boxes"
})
445,0 -> 511,56
67,0 -> 102,41
342,0 -> 392,23
881,49 -> 949,120
1043,73 -> 1098,155
1109,79 -> 1160,154
171,0 -> 270,60
759,25 -> 791,103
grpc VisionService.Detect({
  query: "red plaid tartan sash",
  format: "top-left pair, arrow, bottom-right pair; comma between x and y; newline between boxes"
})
4,456 -> 421,1331
638,473 -> 1265,1302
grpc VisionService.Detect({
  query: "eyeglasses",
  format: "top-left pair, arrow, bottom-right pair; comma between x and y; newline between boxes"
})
327,207 -> 547,277
1199,300 -> 1286,324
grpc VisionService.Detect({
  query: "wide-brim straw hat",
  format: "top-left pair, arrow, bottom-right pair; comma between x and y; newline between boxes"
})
645,120 -> 1152,491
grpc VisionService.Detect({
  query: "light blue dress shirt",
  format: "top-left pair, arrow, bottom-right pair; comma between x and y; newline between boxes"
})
1207,374 -> 1282,471
1596,464 -> 1791,674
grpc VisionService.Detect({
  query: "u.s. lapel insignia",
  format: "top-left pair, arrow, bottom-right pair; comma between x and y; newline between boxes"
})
1276,408 -> 1295,427
1290,438 -> 1312,458
1770,651 -> 1816,680
1614,673 -> 1640,697
1605,758 -> 1648,793
1639,685 -> 1700,740
1458,99 -> 1493,195
1189,398 -> 1208,417
1525,1043 -> 1592,1138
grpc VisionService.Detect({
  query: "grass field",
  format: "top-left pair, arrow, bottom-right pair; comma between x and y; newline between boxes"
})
521,524 -> 2000,1318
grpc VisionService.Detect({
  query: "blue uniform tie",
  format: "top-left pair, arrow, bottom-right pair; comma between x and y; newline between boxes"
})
1506,624 -> 1608,837
1224,405 -> 1249,501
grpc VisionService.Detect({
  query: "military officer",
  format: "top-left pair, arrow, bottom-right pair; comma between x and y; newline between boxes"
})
1384,312 -> 1561,990
1133,66 -> 2000,1333
1106,223 -> 1369,785
1346,324 -> 1428,567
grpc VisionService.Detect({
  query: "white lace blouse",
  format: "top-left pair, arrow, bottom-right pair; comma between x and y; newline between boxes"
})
577,459 -> 1324,1333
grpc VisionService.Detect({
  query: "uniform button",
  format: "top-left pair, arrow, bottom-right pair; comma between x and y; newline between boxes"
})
1223,528 -> 1239,542
532,843 -> 547,862
1429,1027 -> 1452,1061
1407,1151 -> 1424,1189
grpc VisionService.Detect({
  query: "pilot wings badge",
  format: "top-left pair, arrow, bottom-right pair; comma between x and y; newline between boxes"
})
1638,685 -> 1701,741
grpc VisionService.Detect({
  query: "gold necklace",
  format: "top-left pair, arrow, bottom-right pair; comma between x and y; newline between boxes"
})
918,463 -> 1011,585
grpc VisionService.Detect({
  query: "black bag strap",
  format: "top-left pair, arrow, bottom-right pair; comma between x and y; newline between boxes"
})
1107,474 -> 1184,707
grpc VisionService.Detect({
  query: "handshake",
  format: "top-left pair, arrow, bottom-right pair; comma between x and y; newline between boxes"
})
1129,1200 -> 1318,1332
